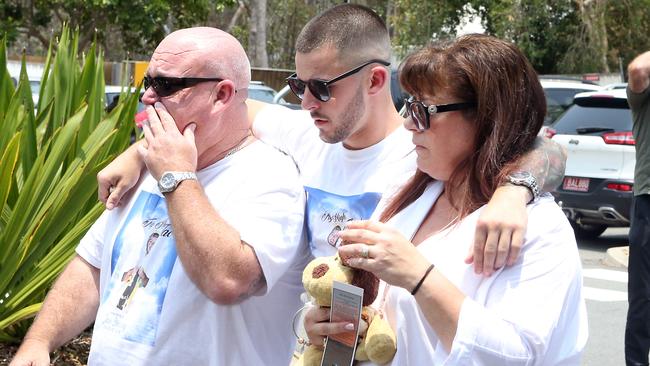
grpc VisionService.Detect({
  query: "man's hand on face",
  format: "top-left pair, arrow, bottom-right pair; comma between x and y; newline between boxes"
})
139,102 -> 198,180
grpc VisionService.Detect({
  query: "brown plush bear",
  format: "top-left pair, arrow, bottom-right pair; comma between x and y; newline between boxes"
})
295,255 -> 397,365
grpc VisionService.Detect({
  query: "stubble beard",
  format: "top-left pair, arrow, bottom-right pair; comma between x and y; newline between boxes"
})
319,84 -> 365,144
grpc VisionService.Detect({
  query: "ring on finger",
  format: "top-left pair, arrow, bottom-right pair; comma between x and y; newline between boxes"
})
361,245 -> 369,259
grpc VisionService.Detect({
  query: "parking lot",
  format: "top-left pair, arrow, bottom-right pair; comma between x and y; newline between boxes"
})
579,227 -> 629,365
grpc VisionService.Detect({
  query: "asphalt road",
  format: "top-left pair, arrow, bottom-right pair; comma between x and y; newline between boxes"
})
579,227 -> 629,366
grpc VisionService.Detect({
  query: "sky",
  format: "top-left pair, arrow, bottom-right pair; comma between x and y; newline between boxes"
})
456,9 -> 486,36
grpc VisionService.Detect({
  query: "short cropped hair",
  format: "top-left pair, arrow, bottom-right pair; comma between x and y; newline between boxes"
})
295,4 -> 391,63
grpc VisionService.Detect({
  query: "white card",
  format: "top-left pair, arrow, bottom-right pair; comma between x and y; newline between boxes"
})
321,281 -> 364,366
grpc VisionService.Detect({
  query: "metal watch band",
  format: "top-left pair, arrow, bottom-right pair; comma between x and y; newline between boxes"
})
525,179 -> 541,202
506,172 -> 541,203
158,171 -> 197,193
175,171 -> 197,182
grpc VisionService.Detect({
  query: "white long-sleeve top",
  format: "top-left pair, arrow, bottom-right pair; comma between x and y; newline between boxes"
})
361,181 -> 588,366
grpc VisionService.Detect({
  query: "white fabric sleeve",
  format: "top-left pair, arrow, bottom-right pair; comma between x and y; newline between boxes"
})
252,104 -> 312,155
220,159 -> 306,293
441,201 -> 584,365
75,210 -> 111,269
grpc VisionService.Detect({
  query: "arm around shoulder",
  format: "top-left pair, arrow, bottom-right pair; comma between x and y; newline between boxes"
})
247,102 -> 313,154
516,137 -> 567,193
97,140 -> 147,210
246,99 -> 269,126
470,137 -> 567,274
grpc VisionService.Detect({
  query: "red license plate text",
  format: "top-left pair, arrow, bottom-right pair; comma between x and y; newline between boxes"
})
563,177 -> 590,192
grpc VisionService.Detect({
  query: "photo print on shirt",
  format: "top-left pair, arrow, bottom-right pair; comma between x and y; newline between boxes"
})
305,186 -> 381,257
96,191 -> 178,346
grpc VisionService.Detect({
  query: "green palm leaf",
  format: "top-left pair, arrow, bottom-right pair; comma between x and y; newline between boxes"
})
0,25 -> 138,342
0,36 -> 15,122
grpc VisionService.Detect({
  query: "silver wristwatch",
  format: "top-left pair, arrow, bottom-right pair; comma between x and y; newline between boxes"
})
506,171 -> 540,203
157,171 -> 198,193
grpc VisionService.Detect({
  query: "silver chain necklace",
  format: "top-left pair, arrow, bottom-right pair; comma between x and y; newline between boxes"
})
224,131 -> 252,159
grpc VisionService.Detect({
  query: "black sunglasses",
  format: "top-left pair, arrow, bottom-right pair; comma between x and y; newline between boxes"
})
143,76 -> 224,97
404,97 -> 477,131
286,59 -> 390,102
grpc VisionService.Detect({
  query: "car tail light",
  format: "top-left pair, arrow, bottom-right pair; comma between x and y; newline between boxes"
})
606,183 -> 633,192
602,131 -> 635,145
544,128 -> 557,139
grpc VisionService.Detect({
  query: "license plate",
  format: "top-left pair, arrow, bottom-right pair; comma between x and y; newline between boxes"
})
563,177 -> 590,192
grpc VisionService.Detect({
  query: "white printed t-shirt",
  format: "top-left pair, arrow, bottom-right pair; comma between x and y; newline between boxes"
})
360,182 -> 588,365
76,140 -> 309,366
254,104 -> 416,257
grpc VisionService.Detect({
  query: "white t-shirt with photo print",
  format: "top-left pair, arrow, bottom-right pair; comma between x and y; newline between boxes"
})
253,104 -> 416,258
76,140 -> 309,366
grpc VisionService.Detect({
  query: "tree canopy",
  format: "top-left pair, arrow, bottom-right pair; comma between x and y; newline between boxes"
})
1,0 -> 236,60
2,0 -> 650,74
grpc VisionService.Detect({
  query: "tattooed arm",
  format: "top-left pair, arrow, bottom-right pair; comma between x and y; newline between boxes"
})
521,137 -> 567,194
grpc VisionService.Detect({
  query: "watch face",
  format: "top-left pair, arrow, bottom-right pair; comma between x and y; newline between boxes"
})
160,172 -> 176,190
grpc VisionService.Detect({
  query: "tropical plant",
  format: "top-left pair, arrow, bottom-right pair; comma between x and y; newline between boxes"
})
0,26 -> 138,342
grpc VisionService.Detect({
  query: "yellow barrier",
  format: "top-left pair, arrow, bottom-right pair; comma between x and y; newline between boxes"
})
133,61 -> 149,87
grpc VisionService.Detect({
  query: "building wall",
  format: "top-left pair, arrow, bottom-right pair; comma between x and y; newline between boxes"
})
7,60 -> 45,81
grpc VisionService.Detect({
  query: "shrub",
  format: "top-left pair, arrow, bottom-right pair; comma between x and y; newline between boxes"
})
0,27 -> 138,342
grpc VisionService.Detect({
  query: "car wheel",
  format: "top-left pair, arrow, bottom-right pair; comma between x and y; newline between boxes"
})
570,221 -> 608,239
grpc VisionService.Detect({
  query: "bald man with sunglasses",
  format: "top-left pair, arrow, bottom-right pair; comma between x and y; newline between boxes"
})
11,27 -> 308,366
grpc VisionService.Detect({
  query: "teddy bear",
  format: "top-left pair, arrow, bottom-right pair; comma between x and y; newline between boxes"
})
294,254 -> 397,366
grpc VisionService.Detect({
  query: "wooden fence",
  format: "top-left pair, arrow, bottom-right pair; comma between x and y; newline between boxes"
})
251,67 -> 300,104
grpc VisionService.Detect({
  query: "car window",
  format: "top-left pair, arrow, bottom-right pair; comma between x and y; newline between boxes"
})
29,80 -> 41,94
545,88 -> 586,107
248,88 -> 276,103
390,70 -> 409,111
105,91 -> 146,112
106,93 -> 120,105
552,104 -> 633,134
544,88 -> 597,125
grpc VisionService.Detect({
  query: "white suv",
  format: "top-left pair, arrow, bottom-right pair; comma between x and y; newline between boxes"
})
540,79 -> 603,127
547,88 -> 634,238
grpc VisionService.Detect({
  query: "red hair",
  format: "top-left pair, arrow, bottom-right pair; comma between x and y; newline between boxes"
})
381,34 -> 546,222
